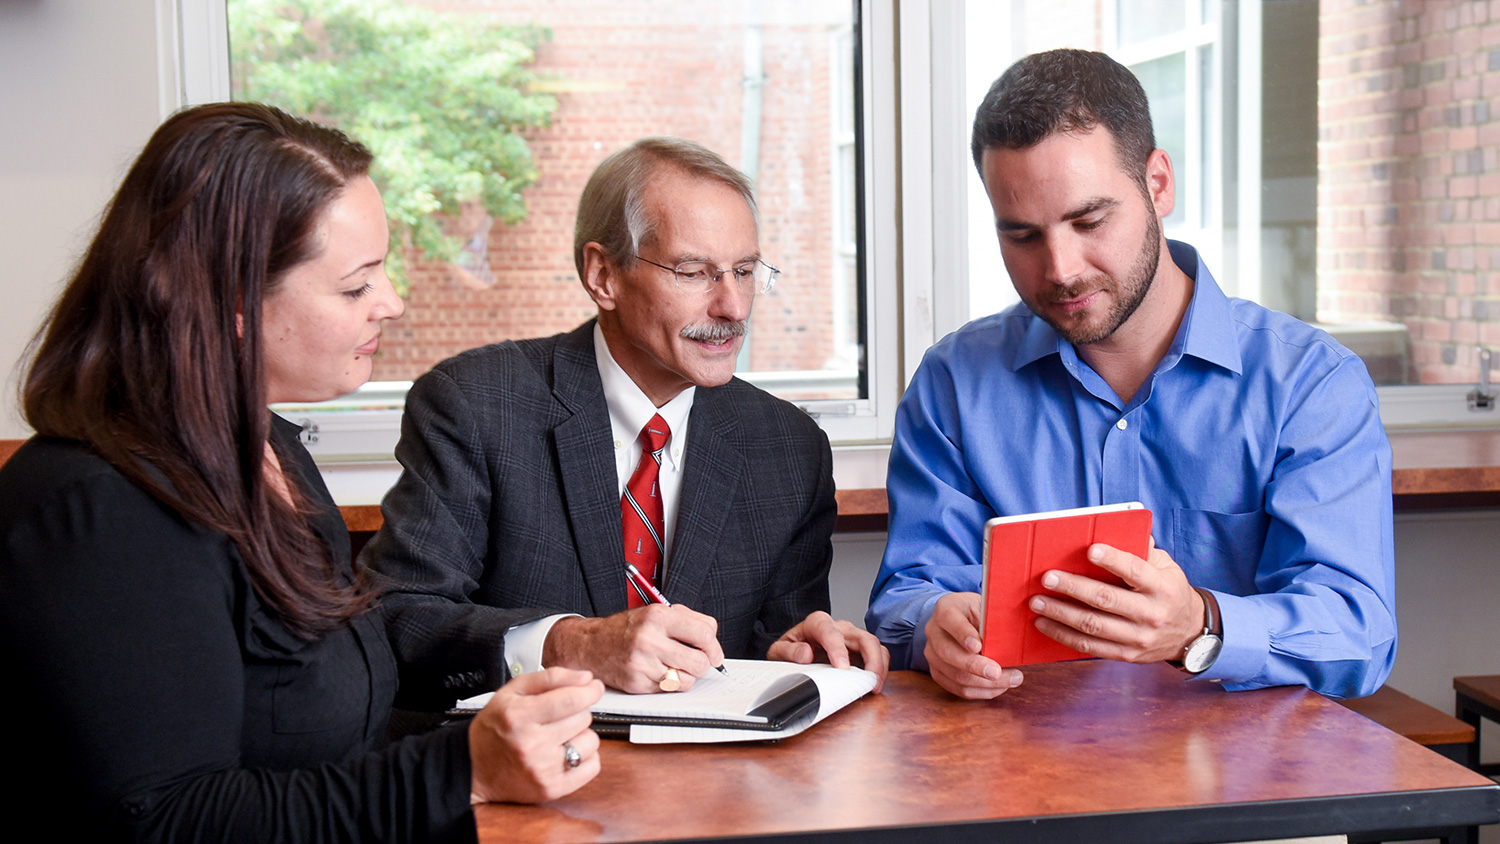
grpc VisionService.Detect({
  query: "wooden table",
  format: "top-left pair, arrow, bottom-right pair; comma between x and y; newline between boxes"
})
475,661 -> 1500,844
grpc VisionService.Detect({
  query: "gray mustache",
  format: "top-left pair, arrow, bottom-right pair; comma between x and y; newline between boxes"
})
680,321 -> 747,343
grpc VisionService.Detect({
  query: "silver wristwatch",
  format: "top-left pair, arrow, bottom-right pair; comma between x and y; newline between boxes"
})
1174,587 -> 1222,675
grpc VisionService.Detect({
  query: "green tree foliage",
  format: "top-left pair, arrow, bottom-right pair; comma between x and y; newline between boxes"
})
230,0 -> 556,289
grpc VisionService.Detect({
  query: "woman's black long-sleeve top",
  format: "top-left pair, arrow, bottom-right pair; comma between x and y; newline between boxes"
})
0,417 -> 476,842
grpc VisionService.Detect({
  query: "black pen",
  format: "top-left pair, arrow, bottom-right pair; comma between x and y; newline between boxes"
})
625,562 -> 729,676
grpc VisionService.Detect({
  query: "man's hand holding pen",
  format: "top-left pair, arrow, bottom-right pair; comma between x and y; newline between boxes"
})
624,563 -> 729,691
542,604 -> 726,695
543,564 -> 889,695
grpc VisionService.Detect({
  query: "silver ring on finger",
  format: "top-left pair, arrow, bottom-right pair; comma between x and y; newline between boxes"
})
563,742 -> 582,771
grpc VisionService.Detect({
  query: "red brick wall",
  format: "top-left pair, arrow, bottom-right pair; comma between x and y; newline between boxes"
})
371,1 -> 844,382
1318,0 -> 1500,384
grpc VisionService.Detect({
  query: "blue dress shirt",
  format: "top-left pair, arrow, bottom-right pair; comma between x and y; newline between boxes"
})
867,241 -> 1396,698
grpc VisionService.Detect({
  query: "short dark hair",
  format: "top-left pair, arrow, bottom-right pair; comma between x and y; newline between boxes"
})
22,102 -> 376,639
970,49 -> 1155,190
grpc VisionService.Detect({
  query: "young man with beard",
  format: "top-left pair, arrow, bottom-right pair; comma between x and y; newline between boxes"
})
366,137 -> 887,704
867,49 -> 1394,700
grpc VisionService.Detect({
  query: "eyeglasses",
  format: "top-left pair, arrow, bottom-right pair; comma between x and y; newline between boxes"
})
634,255 -> 779,294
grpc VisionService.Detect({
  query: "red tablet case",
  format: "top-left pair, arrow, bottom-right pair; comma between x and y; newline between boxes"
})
979,507 -> 1153,667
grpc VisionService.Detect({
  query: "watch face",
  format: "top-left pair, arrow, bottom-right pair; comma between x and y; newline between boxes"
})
1183,634 -> 1223,674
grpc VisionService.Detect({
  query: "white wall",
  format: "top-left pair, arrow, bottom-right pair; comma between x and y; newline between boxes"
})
1387,510 -> 1500,739
0,0 -> 164,436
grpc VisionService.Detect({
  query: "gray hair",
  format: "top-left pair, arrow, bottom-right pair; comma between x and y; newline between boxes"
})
573,137 -> 758,281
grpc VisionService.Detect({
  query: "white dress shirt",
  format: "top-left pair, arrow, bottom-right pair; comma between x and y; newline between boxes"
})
502,324 -> 698,679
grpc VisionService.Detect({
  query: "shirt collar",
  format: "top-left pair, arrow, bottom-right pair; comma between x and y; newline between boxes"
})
1166,240 -> 1242,375
1013,312 -> 1062,371
594,323 -> 695,465
1008,240 -> 1242,376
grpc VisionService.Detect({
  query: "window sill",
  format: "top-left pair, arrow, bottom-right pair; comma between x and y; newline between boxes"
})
1377,385 -> 1499,431
11,416 -> 1483,534
330,445 -> 897,533
331,427 -> 1500,536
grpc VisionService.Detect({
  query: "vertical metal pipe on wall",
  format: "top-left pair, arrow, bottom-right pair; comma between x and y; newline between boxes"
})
737,7 -> 766,372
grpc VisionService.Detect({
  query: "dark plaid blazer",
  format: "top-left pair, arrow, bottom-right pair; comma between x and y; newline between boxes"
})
363,321 -> 836,709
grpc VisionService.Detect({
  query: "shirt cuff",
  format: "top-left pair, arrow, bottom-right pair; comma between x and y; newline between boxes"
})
503,613 -> 580,678
906,593 -> 945,673
1197,589 -> 1267,685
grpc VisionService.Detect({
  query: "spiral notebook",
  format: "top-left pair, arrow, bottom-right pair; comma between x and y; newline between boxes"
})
455,659 -> 878,744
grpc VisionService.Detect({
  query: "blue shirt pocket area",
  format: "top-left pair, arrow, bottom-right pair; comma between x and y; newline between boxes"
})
1170,507 -> 1270,594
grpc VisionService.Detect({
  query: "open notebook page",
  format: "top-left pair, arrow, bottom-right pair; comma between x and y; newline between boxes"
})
454,659 -> 878,744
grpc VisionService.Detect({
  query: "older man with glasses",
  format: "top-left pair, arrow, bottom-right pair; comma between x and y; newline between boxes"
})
366,137 -> 887,704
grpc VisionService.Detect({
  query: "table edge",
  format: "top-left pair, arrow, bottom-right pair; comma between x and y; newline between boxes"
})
615,784 -> 1500,844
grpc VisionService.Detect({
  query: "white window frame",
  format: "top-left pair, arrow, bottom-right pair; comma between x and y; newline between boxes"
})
1108,3 -> 1225,288
828,26 -> 860,376
164,0 -> 1494,491
932,0 -> 1494,432
168,0 -> 919,470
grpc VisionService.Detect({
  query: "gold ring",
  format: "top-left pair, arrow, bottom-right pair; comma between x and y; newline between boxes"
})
658,667 -> 682,692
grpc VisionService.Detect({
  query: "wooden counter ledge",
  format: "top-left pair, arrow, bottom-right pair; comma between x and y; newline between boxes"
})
4,428 -> 1497,533
1388,427 -> 1500,509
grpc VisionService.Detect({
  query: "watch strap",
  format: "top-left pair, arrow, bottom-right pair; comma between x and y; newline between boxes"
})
1169,587 -> 1222,673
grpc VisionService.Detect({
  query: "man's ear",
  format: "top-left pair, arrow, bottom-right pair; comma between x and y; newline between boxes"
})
1144,147 -> 1176,221
580,242 -> 621,312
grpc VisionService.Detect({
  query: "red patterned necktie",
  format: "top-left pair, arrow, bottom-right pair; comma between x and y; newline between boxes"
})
622,414 -> 671,607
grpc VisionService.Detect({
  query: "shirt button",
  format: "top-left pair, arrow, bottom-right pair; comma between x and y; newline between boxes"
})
614,439 -> 623,450
1116,418 -> 1128,430
510,662 -> 524,676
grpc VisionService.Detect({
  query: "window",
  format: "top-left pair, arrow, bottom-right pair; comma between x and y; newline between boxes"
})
179,0 -> 902,461
947,0 -> 1500,426
172,0 -> 1494,481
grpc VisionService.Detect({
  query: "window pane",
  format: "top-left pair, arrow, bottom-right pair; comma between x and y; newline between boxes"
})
1199,42 -> 1215,231
1130,52 -> 1187,230
230,0 -> 862,400
1118,0 -> 1186,46
962,0 -> 1499,391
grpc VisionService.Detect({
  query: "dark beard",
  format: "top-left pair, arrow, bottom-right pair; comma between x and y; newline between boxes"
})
1038,206 -> 1162,345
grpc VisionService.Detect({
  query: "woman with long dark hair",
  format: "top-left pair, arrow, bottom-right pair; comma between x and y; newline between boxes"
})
0,102 -> 601,841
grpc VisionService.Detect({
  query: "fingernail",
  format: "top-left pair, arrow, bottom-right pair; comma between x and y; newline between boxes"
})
985,664 -> 1001,681
1030,597 -> 1045,612
1041,572 -> 1058,589
1010,672 -> 1024,687
1088,545 -> 1103,562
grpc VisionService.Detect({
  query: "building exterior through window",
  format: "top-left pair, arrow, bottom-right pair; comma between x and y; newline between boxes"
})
230,0 -> 865,402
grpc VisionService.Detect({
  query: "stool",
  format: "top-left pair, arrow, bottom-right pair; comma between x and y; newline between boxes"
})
1453,675 -> 1500,776
1338,685 -> 1475,765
